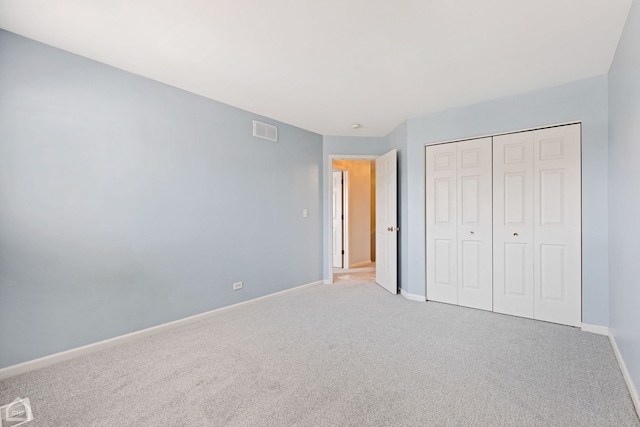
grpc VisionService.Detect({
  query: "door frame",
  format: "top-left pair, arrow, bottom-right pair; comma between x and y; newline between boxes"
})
326,154 -> 378,284
332,170 -> 345,268
333,170 -> 348,268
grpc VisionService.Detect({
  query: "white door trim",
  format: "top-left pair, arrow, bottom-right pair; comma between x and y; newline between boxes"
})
343,171 -> 349,268
327,155 -> 377,284
332,170 -> 344,268
423,120 -> 581,147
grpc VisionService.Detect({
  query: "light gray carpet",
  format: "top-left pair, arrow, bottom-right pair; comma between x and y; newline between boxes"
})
1,281 -> 639,426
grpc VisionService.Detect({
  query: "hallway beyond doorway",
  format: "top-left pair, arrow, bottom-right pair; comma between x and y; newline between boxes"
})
333,262 -> 375,284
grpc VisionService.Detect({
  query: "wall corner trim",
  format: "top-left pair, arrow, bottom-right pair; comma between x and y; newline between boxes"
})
609,330 -> 640,418
0,279 -> 325,380
400,289 -> 426,302
580,323 -> 610,335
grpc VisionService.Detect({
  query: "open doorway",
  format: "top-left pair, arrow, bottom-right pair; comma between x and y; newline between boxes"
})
326,150 -> 397,292
331,158 -> 376,283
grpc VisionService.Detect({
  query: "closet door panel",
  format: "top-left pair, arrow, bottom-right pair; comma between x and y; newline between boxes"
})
533,124 -> 581,326
457,138 -> 493,311
426,144 -> 457,304
493,132 -> 535,319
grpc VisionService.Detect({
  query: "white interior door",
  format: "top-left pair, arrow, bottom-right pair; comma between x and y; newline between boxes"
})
332,171 -> 343,268
375,149 -> 397,294
457,138 -> 493,311
426,143 -> 458,304
493,132 -> 535,319
533,124 -> 581,326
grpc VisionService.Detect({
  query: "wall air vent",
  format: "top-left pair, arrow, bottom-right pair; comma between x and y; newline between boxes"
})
253,120 -> 278,142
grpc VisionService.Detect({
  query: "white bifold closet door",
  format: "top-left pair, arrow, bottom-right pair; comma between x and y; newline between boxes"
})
493,131 -> 535,318
426,138 -> 493,311
426,143 -> 457,305
493,124 -> 582,326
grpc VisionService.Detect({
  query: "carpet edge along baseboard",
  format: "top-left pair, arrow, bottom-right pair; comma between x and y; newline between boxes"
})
0,280 -> 325,380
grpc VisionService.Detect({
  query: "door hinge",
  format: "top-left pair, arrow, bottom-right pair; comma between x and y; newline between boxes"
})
341,214 -> 344,220
342,250 -> 345,255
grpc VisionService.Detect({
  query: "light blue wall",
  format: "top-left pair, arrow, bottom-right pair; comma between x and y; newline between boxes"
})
608,0 -> 640,398
0,22 -> 626,370
322,136 -> 389,281
404,75 -> 610,326
0,30 -> 323,368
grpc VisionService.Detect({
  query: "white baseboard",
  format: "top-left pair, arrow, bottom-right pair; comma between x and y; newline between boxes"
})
401,289 -> 426,302
348,260 -> 372,269
609,330 -> 640,417
323,279 -> 332,285
0,280 -> 324,380
581,323 -> 609,336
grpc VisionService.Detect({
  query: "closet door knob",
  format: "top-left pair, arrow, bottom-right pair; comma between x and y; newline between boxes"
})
513,233 -> 519,237
470,231 -> 475,235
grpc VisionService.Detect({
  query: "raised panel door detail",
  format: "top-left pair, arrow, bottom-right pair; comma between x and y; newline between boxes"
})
540,138 -> 565,161
435,152 -> 454,171
378,182 -> 388,224
435,179 -> 452,224
540,170 -> 565,227
384,233 -> 396,275
385,157 -> 393,175
504,143 -> 527,164
461,176 -> 480,224
504,243 -> 527,296
461,149 -> 481,168
385,180 -> 394,220
540,244 -> 565,301
435,239 -> 453,286
461,241 -> 480,289
504,172 -> 526,225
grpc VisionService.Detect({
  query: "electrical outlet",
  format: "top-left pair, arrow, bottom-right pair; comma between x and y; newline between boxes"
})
233,282 -> 243,290
303,209 -> 308,218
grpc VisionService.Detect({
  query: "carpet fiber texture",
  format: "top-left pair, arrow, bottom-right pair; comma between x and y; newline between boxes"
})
1,280 -> 639,426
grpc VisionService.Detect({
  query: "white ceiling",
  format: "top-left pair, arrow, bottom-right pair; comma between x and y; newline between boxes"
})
0,1 -> 633,136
